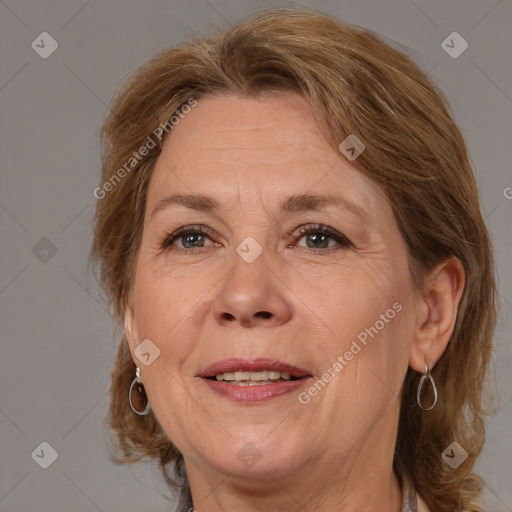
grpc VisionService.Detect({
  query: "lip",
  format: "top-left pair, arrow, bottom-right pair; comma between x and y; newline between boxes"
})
199,358 -> 311,378
202,377 -> 312,402
199,358 -> 313,403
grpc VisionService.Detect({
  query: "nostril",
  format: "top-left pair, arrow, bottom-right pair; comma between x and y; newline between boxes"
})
255,311 -> 272,319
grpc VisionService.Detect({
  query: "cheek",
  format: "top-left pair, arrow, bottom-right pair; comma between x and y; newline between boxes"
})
132,264 -> 203,365
134,257 -> 204,325
299,261 -> 401,341
313,263 -> 411,393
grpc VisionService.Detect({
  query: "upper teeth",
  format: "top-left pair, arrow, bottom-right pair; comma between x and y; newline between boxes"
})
215,371 -> 291,381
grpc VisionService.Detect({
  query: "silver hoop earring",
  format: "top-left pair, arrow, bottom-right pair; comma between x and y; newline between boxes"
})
129,367 -> 150,416
416,365 -> 438,411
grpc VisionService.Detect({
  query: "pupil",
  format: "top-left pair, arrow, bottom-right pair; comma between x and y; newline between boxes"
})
307,233 -> 328,248
184,234 -> 204,248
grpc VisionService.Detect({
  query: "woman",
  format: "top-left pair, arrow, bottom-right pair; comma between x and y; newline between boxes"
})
90,8 -> 497,512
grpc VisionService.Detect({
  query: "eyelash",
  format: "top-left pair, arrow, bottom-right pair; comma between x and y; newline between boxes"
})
160,224 -> 352,255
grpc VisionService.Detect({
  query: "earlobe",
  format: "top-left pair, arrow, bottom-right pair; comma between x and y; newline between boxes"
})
409,256 -> 465,372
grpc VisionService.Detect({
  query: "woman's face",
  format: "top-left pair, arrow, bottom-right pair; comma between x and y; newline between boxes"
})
125,92 -> 420,485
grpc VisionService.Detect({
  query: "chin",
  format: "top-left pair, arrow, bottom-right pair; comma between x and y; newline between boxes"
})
202,436 -> 307,479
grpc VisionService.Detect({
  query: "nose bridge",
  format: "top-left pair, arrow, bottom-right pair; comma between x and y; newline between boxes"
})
211,236 -> 292,328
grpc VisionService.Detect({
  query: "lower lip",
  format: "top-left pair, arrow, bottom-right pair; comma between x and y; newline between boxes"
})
202,377 -> 311,402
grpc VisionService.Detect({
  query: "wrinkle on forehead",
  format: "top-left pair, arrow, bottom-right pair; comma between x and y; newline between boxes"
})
168,91 -> 324,141
149,92 -> 389,230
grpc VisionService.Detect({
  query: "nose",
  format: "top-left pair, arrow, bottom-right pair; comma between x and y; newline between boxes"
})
211,247 -> 293,328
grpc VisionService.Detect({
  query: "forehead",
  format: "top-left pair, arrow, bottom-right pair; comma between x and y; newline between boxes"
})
146,92 -> 385,217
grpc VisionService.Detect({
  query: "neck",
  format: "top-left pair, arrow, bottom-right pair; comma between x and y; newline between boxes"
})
184,402 -> 403,511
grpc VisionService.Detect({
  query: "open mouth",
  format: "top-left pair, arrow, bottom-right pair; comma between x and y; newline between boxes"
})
205,370 -> 304,386
199,358 -> 312,401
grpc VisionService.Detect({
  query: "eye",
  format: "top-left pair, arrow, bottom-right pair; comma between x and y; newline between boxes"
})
160,223 -> 352,255
292,224 -> 352,252
160,225 -> 218,253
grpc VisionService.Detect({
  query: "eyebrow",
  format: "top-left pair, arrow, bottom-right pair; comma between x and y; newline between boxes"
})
150,192 -> 367,221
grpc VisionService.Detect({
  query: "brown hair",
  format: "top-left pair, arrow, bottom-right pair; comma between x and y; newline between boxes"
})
90,8 -> 497,510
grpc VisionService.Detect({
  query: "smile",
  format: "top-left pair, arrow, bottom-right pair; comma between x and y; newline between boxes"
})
199,358 -> 312,402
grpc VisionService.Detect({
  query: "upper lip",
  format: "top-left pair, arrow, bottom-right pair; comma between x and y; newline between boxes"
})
199,358 -> 311,378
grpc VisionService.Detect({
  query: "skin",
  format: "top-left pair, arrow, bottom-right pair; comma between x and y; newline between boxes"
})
125,92 -> 464,512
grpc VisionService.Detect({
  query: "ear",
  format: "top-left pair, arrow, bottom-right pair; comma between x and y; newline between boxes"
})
409,256 -> 465,372
124,298 -> 139,356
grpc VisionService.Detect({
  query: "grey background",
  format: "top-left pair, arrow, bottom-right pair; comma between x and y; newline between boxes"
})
0,0 -> 511,511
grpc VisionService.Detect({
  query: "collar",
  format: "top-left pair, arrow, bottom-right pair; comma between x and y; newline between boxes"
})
174,476 -> 419,512
401,474 -> 419,512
